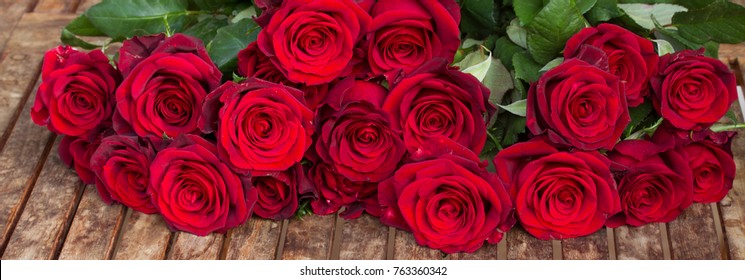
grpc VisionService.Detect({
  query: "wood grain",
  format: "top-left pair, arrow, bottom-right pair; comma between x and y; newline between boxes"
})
720,61 -> 745,259
452,242 -> 499,260
2,137 -> 84,259
0,0 -> 36,55
561,230 -> 609,260
668,203 -> 721,259
281,214 -> 335,260
34,0 -> 79,13
76,0 -> 101,13
224,218 -> 281,260
614,224 -> 664,260
506,226 -> 553,260
337,214 -> 388,260
58,185 -> 125,259
112,210 -> 172,260
393,230 -> 447,260
167,232 -> 223,260
0,13 -> 73,146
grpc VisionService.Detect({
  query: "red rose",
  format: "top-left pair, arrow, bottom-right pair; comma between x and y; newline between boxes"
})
114,34 -> 221,139
31,46 -> 120,137
367,0 -> 460,77
256,0 -> 372,85
652,123 -> 736,203
149,135 -> 257,236
379,138 -> 514,253
564,24 -> 658,107
90,135 -> 159,214
252,163 -> 313,220
383,59 -> 493,154
316,78 -> 406,182
527,59 -> 629,151
59,129 -> 111,186
200,79 -> 314,173
650,49 -> 738,131
309,162 -> 381,219
605,139 -> 693,227
493,137 -> 621,239
237,42 -> 329,110
117,33 -> 167,78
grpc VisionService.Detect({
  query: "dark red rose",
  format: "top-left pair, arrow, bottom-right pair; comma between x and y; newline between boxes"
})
605,139 -> 693,227
366,0 -> 460,77
237,42 -> 329,110
382,59 -> 493,154
200,79 -> 314,173
651,123 -> 737,203
379,138 -> 514,253
564,24 -> 658,107
316,78 -> 406,182
252,163 -> 313,220
309,162 -> 381,219
90,135 -> 159,214
149,134 -> 257,236
650,49 -> 737,131
256,0 -> 372,85
114,34 -> 221,139
31,46 -> 120,137
493,137 -> 621,240
59,129 -> 111,185
117,33 -> 167,78
527,58 -> 629,151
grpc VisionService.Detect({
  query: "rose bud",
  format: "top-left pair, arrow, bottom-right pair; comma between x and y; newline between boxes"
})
650,49 -> 738,131
380,138 -> 515,253
149,134 -> 257,236
493,137 -> 621,240
59,128 -> 112,186
309,161 -> 381,219
31,46 -> 120,137
252,163 -> 314,220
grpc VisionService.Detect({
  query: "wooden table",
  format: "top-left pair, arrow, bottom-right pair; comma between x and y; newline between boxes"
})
1,0 -> 744,260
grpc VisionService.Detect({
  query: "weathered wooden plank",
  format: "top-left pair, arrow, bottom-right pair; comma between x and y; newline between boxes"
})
452,242 -> 498,260
281,214 -> 335,260
0,13 -> 73,146
393,230 -> 447,260
562,230 -> 609,260
112,210 -> 172,260
668,203 -> 721,259
224,218 -> 281,260
34,0 -> 79,13
0,0 -> 36,55
167,232 -> 223,260
2,137 -> 84,259
76,0 -> 101,13
720,61 -> 745,260
337,214 -> 388,260
58,185 -> 125,259
614,224 -> 664,260
506,226 -> 553,260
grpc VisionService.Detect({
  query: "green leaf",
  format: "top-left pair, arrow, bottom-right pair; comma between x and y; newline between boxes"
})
617,3 -> 688,30
493,36 -> 525,70
189,0 -> 239,10
539,57 -> 564,72
484,59 -> 515,126
60,14 -> 106,50
497,114 -> 527,147
513,0 -> 545,26
459,0 -> 497,38
586,0 -> 624,24
183,17 -> 229,43
725,109 -> 739,123
207,18 -> 261,76
673,0 -> 745,44
455,47 -> 492,81
624,99 -> 653,136
60,29 -> 102,50
652,39 -> 675,55
576,0 -> 598,14
497,99 -> 528,117
85,0 -> 194,40
525,0 -> 587,64
513,51 -> 543,83
506,19 -> 528,48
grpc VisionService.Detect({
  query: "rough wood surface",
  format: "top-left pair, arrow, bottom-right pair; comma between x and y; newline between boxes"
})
58,185 -> 125,259
281,214 -> 335,260
76,0 -> 101,13
561,230 -> 609,260
34,0 -> 79,13
452,242 -> 499,260
393,230 -> 447,260
167,233 -> 223,260
112,210 -> 172,260
614,224 -> 664,260
337,214 -> 388,260
0,0 -> 36,55
506,226 -> 553,260
0,13 -> 73,148
720,61 -> 745,260
668,203 -> 721,259
2,137 -> 83,259
224,218 -> 281,260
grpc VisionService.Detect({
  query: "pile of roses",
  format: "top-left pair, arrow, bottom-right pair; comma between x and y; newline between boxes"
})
31,0 -> 738,253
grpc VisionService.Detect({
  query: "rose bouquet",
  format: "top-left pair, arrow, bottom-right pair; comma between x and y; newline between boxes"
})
32,0 -> 745,254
